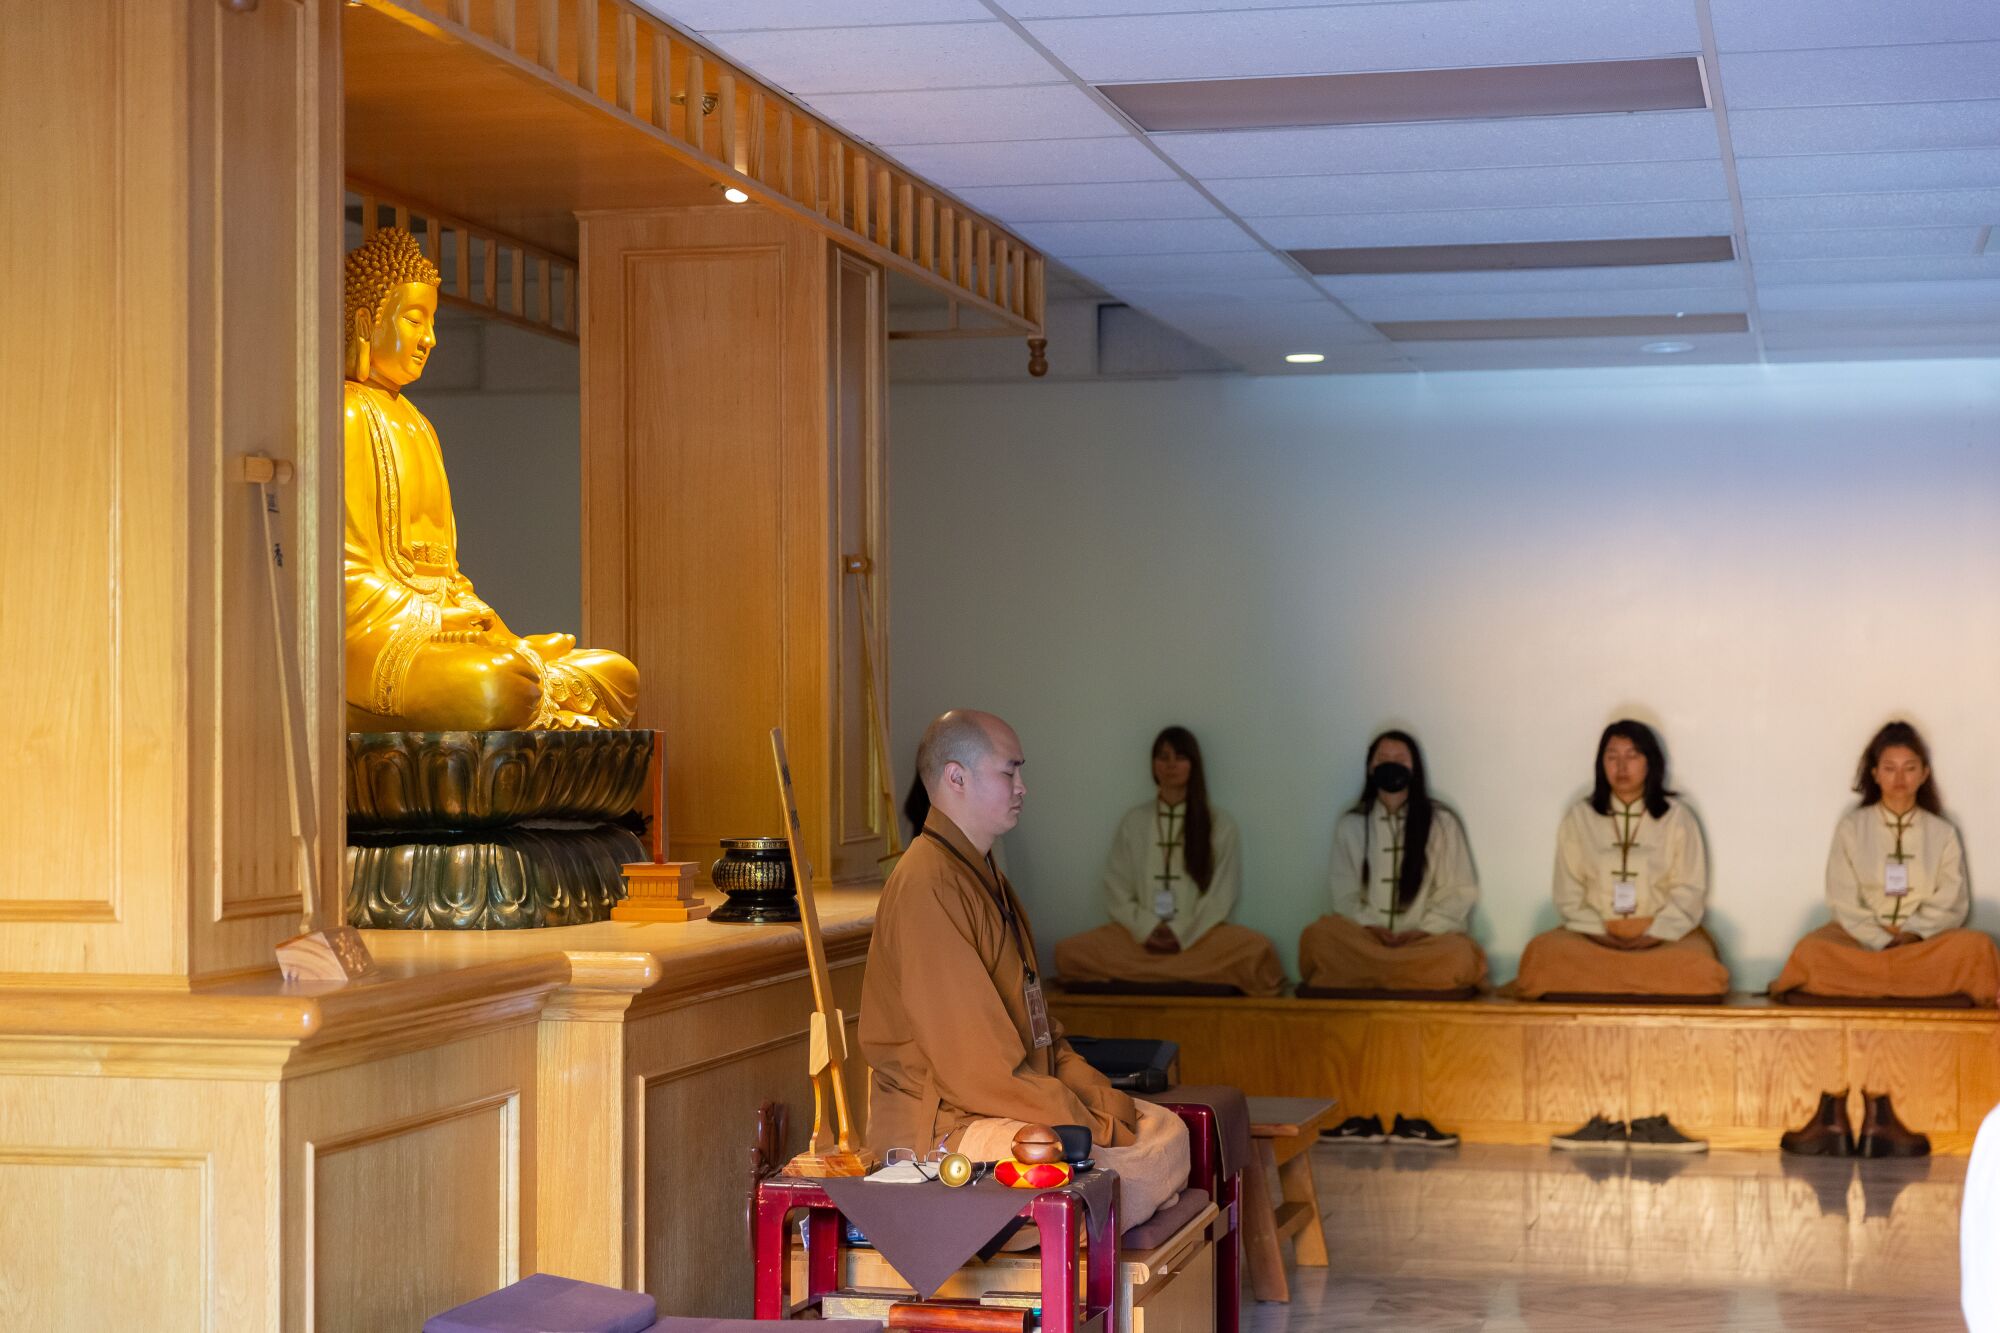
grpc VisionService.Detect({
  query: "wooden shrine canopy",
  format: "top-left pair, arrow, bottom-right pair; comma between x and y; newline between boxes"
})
344,0 -> 1046,339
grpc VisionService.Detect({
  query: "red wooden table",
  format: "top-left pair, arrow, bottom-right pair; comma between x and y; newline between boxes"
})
752,1173 -> 1118,1333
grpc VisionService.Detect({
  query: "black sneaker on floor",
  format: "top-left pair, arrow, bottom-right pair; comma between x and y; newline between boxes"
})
1627,1114 -> 1708,1154
1550,1114 -> 1628,1151
1387,1114 -> 1459,1148
1322,1114 -> 1387,1145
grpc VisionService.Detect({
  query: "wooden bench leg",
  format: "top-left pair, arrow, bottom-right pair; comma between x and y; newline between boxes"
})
1243,1140 -> 1289,1302
1278,1152 -> 1327,1267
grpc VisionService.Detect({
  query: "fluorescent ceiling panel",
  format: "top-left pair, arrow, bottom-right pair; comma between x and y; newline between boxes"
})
1212,160 -> 1728,218
638,1 -> 991,27
1749,227 -> 1984,261
1708,0 -> 2000,53
1293,236 -> 1735,275
804,85 -> 1123,146
1756,255 -> 2000,285
885,137 -> 1176,187
1020,1 -> 1701,85
1061,250 -> 1300,285
1160,112 -> 1719,180
1736,149 -> 2000,199
1723,44 -> 2000,110
1744,189 -> 2000,232
1012,217 -> 1258,256
1257,201 -> 1734,250
692,23 -> 1057,95
1099,58 -> 1706,133
948,180 -> 1213,223
1729,101 -> 2000,157
1342,286 -> 1748,323
1320,261 -> 1744,296
1376,313 -> 1748,341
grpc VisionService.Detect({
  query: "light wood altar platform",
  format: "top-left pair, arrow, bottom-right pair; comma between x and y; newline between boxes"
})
0,891 -> 878,1329
1048,991 -> 2000,1154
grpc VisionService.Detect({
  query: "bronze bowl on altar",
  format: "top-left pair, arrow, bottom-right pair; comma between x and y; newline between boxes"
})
345,729 -> 653,929
707,837 -> 802,924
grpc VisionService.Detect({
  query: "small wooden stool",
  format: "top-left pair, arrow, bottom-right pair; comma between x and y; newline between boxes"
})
1242,1096 -> 1337,1303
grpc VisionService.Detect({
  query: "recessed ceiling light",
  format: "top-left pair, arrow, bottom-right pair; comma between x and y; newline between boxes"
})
723,187 -> 750,204
1284,352 -> 1326,364
1641,340 -> 1694,354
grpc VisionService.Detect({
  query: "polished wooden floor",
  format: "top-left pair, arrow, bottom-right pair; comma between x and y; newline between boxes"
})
1250,1143 -> 1967,1331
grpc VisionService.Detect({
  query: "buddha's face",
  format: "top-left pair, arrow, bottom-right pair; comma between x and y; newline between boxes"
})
366,281 -> 438,389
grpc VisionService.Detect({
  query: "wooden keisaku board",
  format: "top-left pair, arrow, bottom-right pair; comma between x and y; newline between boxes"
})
1048,991 -> 2000,1153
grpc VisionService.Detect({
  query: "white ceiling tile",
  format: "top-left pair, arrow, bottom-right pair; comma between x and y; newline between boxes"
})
1109,277 -> 1327,307
1709,0 -> 2000,53
1012,217 -> 1261,256
1341,286 -> 1746,322
885,137 -> 1176,186
1766,343 -> 2000,363
1743,189 -> 2000,231
1730,101 -> 2000,157
1749,227 -> 1984,260
1736,149 -> 2000,199
1320,261 -> 1744,297
1253,200 -> 1734,249
636,1 -> 992,30
1396,333 -> 1760,369
1002,0 -> 1431,15
1062,251 -> 1302,285
1757,280 -> 2000,312
1023,0 -> 1700,84
1212,160 -> 1728,217
805,85 -> 1124,145
1755,255 -> 2000,285
1143,302 -> 1383,342
1722,44 -> 2000,110
694,23 -> 1056,95
1158,111 -> 1719,181
948,179 -> 1213,222
1762,308 -> 2000,335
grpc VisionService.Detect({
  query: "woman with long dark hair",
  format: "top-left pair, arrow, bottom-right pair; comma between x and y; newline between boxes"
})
1298,730 -> 1485,998
1053,726 -> 1284,997
1772,721 -> 1996,1009
1510,719 -> 1727,1006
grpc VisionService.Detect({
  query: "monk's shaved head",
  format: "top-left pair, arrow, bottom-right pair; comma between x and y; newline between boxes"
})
917,709 -> 1007,793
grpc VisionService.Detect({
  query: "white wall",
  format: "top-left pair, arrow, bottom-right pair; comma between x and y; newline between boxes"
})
887,361 -> 2000,988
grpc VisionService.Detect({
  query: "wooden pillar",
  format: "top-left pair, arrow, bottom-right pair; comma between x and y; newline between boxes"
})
0,0 -> 342,984
580,207 -> 889,883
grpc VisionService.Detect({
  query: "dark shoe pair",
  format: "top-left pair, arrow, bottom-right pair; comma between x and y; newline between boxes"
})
1549,1113 -> 1707,1153
1323,1113 -> 1459,1148
1780,1089 -> 1930,1158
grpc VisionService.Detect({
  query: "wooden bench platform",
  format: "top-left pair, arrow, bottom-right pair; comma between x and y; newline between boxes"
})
1050,991 -> 2000,1153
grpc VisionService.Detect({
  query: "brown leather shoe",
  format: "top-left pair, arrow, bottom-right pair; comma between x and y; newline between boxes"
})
1857,1092 -> 1931,1158
1780,1089 -> 1854,1157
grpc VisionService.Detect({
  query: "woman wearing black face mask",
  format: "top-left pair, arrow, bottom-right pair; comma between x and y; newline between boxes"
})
1299,730 -> 1485,999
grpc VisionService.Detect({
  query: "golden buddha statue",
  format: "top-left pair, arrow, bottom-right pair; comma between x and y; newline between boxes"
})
342,228 -> 638,731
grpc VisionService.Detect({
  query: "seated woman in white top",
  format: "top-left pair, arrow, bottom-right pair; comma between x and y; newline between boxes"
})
1771,720 -> 1998,1006
1298,729 -> 1487,996
1507,719 -> 1729,1000
1054,726 -> 1284,996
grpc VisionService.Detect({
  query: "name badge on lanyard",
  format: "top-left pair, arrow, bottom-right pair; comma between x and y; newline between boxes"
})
1023,975 -> 1053,1050
1153,888 -> 1177,919
1613,881 -> 1638,916
1885,861 -> 1911,897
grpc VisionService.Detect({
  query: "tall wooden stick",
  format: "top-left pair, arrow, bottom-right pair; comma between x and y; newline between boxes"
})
771,727 -> 872,1175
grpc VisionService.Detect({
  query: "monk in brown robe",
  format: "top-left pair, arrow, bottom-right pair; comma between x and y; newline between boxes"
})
861,710 -> 1189,1227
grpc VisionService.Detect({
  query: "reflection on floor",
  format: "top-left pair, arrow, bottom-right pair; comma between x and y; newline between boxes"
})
1248,1143 -> 1967,1331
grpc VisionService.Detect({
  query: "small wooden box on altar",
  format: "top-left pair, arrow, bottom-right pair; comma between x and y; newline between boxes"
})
614,859 -> 710,923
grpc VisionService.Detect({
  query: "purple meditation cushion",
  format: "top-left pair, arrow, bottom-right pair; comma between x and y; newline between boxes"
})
424,1273 -> 658,1333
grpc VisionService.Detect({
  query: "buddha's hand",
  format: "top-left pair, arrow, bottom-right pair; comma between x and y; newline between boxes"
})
402,640 -> 542,730
522,632 -> 577,659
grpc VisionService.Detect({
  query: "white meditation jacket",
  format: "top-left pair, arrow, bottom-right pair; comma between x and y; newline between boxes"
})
1826,803 -> 1967,949
1552,796 -> 1709,941
1328,804 -> 1479,935
1102,800 -> 1242,949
